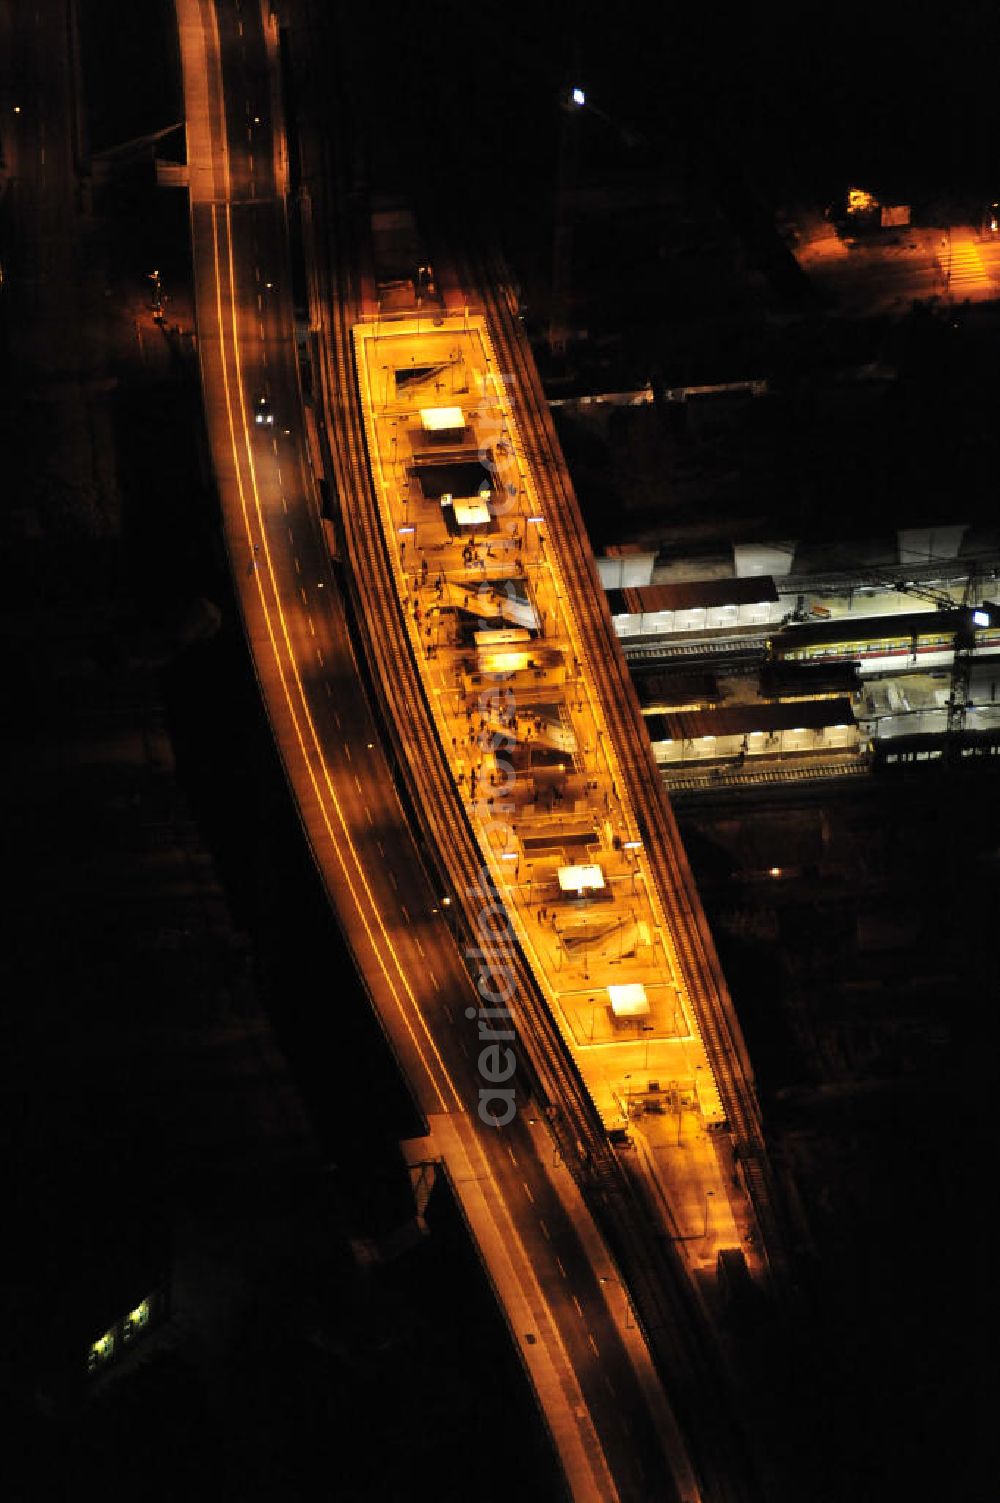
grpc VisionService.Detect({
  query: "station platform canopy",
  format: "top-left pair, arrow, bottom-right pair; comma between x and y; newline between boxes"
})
420,405 -> 465,432
607,577 -> 778,617
475,627 -> 531,675
474,628 -> 531,648
637,671 -> 719,710
608,983 -> 650,1018
758,660 -> 862,699
415,460 -> 494,502
646,696 -> 855,743
558,863 -> 605,894
451,497 -> 492,527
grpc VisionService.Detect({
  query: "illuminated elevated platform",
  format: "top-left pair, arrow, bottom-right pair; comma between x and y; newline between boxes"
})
353,313 -> 727,1136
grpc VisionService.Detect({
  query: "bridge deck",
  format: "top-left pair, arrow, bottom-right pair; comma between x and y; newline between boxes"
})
354,313 -> 752,1267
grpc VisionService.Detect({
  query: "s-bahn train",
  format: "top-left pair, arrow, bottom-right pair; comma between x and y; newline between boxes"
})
872,726 -> 1000,771
769,609 -> 1000,670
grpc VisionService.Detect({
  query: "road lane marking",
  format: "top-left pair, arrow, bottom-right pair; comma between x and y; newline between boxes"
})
299,586 -> 307,604
428,970 -> 439,991
587,1332 -> 600,1357
280,495 -> 288,513
522,1180 -> 534,1204
376,841 -> 384,855
316,648 -> 324,667
443,1004 -> 453,1022
603,1376 -> 616,1398
401,904 -> 411,922
294,557 -> 301,574
365,805 -> 373,824
506,1144 -> 518,1166
354,776 -> 362,794
208,203 -> 459,1115
343,742 -> 351,760
308,616 -> 316,636
540,1219 -> 551,1241
388,871 -> 397,889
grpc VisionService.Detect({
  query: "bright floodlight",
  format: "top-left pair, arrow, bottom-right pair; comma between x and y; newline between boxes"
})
453,498 -> 491,527
420,406 -> 464,431
608,983 -> 650,1019
558,863 -> 605,893
973,609 -> 990,627
571,86 -> 585,106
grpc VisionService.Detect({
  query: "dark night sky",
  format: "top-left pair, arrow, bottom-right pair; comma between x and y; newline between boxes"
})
350,0 -> 1000,209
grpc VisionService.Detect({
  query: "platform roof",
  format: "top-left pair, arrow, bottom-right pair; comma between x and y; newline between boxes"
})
773,609 -> 954,651
453,498 -> 492,527
414,460 -> 493,500
636,671 -> 720,708
758,660 -> 862,697
558,863 -> 605,893
646,696 -> 856,742
608,576 -> 778,616
608,983 -> 650,1018
419,405 -> 465,431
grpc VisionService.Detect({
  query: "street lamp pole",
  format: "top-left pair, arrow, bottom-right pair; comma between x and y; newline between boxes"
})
599,1275 -> 635,1328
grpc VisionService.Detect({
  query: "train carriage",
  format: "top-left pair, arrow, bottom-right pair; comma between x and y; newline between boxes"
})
770,609 -> 1000,670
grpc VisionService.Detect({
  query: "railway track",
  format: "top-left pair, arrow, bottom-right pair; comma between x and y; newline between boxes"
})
466,253 -> 789,1281
300,170 -> 616,1209
622,638 -> 768,668
294,180 -> 770,1503
665,758 -> 871,795
275,12 -> 778,1499
435,249 -> 776,1499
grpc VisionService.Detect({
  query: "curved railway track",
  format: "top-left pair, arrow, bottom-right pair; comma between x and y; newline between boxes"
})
306,205 -> 614,1198
465,252 -> 790,1282
335,238 -> 770,1499
471,265 -> 754,1133
288,44 -> 774,1484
